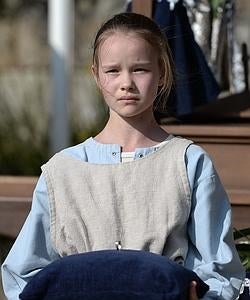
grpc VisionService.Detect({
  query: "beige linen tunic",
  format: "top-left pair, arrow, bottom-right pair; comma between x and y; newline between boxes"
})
42,137 -> 192,263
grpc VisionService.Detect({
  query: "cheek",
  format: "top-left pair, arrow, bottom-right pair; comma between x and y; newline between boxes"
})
97,74 -> 112,93
140,75 -> 159,92
98,75 -> 117,99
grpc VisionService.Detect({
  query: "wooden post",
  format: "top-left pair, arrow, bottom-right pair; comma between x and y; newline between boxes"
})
132,0 -> 152,18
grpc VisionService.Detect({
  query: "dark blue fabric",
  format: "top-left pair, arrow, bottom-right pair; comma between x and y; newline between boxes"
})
128,1 -> 220,116
19,250 -> 209,300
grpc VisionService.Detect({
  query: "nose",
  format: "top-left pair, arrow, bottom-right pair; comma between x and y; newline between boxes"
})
120,71 -> 134,91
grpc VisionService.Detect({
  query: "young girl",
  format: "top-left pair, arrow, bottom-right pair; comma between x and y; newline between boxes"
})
1,12 -> 245,299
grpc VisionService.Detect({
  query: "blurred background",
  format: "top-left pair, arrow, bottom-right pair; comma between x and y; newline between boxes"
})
0,0 -> 125,176
0,0 -> 249,299
0,0 -> 249,176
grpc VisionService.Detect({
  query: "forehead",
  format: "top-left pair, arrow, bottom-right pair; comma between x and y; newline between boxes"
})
98,32 -> 155,62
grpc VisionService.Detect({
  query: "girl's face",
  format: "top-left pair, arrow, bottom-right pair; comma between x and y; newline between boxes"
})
92,32 -> 163,119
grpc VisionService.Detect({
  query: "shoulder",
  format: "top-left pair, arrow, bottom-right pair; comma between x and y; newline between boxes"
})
60,137 -> 93,161
185,144 -> 215,171
185,143 -> 217,189
185,143 -> 211,162
41,138 -> 93,173
168,136 -> 209,166
44,137 -> 94,165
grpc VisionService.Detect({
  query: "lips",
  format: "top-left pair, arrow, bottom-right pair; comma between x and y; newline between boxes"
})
118,95 -> 139,101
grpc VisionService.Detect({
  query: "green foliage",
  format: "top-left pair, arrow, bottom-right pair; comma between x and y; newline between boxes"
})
0,70 -> 50,175
209,0 -> 225,12
234,228 -> 250,271
0,118 -> 47,176
0,131 -> 49,176
208,0 -> 225,18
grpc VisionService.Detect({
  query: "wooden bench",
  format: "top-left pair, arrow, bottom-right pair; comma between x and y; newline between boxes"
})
0,176 -> 36,238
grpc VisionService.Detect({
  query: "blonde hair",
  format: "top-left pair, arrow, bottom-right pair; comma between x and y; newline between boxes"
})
92,12 -> 174,111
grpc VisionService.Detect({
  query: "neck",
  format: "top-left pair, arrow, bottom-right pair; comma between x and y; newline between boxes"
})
95,110 -> 169,151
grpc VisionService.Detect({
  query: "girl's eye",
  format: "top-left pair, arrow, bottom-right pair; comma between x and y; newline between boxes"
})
134,68 -> 147,73
105,69 -> 118,74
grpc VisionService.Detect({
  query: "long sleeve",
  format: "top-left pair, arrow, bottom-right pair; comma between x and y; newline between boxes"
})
1,175 -> 59,300
185,145 -> 245,299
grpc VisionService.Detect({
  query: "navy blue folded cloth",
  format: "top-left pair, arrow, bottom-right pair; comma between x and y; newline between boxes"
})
19,250 -> 209,300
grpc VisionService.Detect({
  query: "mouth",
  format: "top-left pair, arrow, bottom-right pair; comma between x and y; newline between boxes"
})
118,95 -> 139,101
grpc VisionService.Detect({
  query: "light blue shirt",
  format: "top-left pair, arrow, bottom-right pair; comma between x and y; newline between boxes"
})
1,137 -> 245,300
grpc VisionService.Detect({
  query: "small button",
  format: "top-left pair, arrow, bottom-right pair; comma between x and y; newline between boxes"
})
112,152 -> 117,156
139,153 -> 144,158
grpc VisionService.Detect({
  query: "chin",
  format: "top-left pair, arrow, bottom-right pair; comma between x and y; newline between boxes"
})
119,109 -> 151,119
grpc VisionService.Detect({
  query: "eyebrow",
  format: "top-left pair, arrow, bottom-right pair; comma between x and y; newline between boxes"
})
101,61 -> 152,69
101,64 -> 119,69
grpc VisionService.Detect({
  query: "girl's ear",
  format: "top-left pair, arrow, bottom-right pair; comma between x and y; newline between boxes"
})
91,65 -> 99,86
